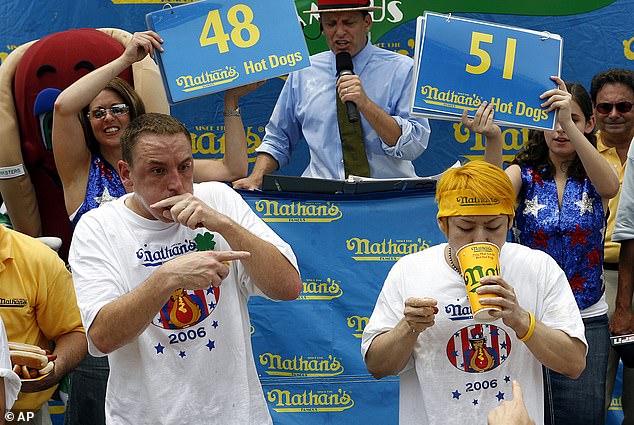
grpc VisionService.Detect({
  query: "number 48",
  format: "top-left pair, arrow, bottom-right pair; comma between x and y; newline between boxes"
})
199,4 -> 261,54
465,32 -> 517,80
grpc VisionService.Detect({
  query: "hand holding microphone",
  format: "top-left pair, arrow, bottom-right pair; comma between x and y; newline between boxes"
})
336,52 -> 360,123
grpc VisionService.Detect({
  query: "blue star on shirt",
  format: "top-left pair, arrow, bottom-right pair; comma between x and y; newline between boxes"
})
490,327 -> 499,337
206,287 -> 215,295
206,340 -> 216,351
450,350 -> 458,358
212,321 -> 219,329
504,376 -> 511,383
179,350 -> 186,358
500,341 -> 507,350
452,390 -> 461,400
496,391 -> 505,401
472,399 -> 479,406
155,343 -> 164,354
208,301 -> 216,309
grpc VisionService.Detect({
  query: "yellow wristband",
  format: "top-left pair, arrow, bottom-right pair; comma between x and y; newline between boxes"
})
519,311 -> 536,342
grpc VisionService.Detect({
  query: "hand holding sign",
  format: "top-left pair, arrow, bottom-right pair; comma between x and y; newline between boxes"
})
146,0 -> 310,104
411,12 -> 563,130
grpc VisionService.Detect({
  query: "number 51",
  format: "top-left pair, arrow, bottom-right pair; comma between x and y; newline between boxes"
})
465,32 -> 517,80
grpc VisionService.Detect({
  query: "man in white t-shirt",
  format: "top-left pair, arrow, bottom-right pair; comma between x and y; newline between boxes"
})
361,160 -> 587,425
69,113 -> 302,424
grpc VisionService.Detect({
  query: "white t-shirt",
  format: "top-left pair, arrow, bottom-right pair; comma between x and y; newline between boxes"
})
614,140 -> 634,241
0,316 -> 21,410
361,243 -> 587,425
70,182 -> 299,425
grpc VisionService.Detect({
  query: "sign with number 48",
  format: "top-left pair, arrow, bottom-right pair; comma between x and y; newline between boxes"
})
146,0 -> 310,104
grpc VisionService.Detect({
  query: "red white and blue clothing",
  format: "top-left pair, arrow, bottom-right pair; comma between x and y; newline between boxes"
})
70,154 -> 125,227
511,164 -> 606,312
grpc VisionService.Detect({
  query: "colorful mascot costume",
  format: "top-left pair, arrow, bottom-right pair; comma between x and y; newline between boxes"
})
0,28 -> 168,260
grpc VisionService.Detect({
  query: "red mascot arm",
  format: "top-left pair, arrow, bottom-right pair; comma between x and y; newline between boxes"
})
0,41 -> 42,237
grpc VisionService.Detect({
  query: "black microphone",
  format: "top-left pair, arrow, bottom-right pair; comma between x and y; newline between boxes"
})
335,52 -> 360,123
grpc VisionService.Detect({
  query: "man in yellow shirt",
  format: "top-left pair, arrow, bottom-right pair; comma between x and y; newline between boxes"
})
592,68 -> 634,422
0,225 -> 86,424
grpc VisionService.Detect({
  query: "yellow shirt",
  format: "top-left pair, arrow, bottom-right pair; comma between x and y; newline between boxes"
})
0,225 -> 84,411
597,132 -> 628,263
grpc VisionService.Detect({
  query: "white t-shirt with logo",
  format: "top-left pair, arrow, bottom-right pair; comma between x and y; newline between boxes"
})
70,182 -> 298,425
361,243 -> 586,425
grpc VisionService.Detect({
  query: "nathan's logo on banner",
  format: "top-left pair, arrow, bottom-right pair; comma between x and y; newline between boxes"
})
259,353 -> 344,377
266,388 -> 354,413
624,36 -> 634,60
346,315 -> 369,338
299,277 -> 343,301
0,297 -> 28,308
254,200 -> 342,223
176,66 -> 239,93
300,0 -> 404,26
191,126 -> 262,161
346,237 -> 430,261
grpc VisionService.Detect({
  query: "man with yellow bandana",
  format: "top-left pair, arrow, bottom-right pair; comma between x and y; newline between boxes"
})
361,161 -> 587,425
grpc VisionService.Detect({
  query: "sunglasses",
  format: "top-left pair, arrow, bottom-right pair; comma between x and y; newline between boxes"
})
87,104 -> 130,120
595,102 -> 633,115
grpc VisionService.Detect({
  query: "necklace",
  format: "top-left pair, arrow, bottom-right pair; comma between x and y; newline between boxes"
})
447,246 -> 461,274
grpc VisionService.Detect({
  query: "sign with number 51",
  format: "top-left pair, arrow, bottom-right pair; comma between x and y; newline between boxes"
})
146,0 -> 310,104
410,12 -> 563,130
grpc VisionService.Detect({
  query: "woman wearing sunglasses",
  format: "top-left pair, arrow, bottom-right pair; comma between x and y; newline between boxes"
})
51,30 -> 259,425
467,76 -> 620,425
53,30 -> 259,227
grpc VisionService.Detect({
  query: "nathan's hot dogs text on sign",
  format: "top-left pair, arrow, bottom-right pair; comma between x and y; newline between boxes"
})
456,242 -> 501,322
8,342 -> 55,381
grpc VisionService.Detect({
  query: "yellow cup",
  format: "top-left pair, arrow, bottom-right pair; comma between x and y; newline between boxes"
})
456,242 -> 501,322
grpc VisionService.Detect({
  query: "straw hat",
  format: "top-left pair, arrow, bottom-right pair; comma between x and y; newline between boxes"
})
303,0 -> 381,14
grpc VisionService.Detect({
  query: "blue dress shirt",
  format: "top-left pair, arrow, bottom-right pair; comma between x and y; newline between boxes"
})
256,42 -> 431,179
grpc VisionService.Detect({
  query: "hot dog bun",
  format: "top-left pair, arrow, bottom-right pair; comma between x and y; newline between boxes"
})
10,350 -> 49,369
38,361 -> 54,375
8,342 -> 47,355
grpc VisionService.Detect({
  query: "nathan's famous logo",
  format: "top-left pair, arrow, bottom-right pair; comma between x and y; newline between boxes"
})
299,277 -> 343,301
136,240 -> 198,267
445,302 -> 474,321
347,315 -> 369,338
300,0 -> 404,27
0,297 -> 28,308
455,195 -> 499,208
267,388 -> 354,413
346,237 -> 430,261
259,353 -> 344,377
454,121 -> 529,163
254,200 -> 342,223
625,36 -> 634,60
176,66 -> 239,93
190,126 -> 262,161
446,324 -> 511,373
420,85 -> 549,123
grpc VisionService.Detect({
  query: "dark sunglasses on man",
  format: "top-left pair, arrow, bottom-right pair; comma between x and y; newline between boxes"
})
87,103 -> 130,120
595,101 -> 633,115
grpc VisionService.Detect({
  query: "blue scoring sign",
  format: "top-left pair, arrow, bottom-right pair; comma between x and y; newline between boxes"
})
146,0 -> 310,104
411,12 -> 563,130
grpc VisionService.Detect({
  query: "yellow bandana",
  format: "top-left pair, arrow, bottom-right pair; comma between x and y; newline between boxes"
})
437,189 -> 515,220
